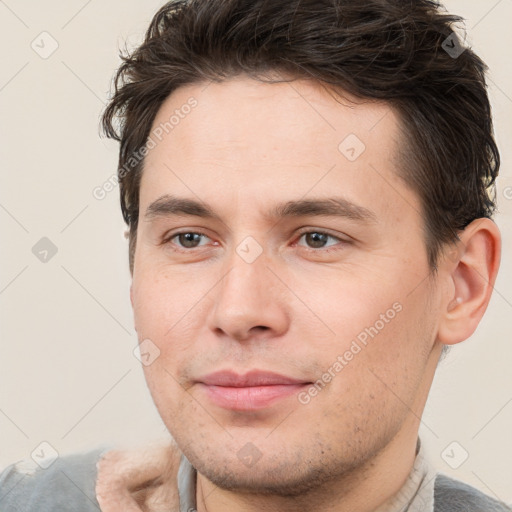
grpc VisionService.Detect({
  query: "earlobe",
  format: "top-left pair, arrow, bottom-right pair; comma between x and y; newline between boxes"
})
437,218 -> 501,346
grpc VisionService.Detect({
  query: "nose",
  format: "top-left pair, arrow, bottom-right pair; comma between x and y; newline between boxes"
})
207,247 -> 289,342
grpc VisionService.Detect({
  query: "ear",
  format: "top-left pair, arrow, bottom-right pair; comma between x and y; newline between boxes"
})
437,218 -> 501,345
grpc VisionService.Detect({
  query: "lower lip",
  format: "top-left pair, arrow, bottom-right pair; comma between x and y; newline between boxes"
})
199,383 -> 309,411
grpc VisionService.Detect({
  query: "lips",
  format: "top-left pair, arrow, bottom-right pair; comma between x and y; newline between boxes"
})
199,370 -> 309,387
196,370 -> 311,411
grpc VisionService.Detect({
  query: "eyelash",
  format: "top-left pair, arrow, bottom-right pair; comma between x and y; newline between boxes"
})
161,229 -> 347,253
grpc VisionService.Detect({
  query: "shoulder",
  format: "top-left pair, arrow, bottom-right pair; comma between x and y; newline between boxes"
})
0,448 -> 106,512
434,473 -> 511,512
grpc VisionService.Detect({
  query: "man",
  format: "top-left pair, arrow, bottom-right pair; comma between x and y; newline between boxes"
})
0,0 -> 509,510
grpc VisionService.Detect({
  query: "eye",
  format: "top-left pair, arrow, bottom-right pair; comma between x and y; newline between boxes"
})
162,229 -> 346,253
166,231 -> 212,249
296,230 -> 344,250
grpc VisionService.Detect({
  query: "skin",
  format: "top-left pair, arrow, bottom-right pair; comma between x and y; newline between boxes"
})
129,75 -> 501,512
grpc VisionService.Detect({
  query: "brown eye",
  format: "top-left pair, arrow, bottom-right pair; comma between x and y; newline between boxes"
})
169,232 -> 210,249
298,231 -> 341,249
304,232 -> 328,248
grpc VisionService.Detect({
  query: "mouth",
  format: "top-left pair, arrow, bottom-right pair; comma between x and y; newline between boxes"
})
196,370 -> 312,411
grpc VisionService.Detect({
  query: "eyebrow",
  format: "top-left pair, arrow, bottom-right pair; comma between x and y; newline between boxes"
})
144,194 -> 378,224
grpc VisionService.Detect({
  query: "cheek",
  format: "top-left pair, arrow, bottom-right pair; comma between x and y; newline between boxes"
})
132,267 -> 214,386
311,274 -> 435,397
309,280 -> 402,351
142,361 -> 194,437
132,266 -> 208,341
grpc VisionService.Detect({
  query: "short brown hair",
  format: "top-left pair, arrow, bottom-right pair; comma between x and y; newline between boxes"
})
102,0 -> 499,276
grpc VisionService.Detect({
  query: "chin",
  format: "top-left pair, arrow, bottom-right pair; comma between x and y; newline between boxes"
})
187,446 -> 361,499
202,465 -> 335,497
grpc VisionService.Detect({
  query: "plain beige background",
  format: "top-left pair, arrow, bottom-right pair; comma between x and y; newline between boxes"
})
1,0 -> 511,503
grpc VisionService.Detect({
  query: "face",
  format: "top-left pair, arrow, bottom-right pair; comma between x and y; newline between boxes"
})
131,75 -> 443,495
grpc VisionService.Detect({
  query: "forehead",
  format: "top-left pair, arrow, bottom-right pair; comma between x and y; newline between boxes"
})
146,75 -> 398,168
139,75 -> 419,228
